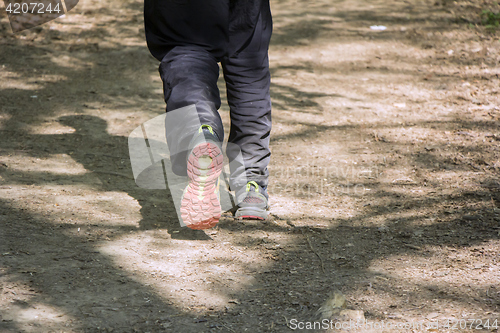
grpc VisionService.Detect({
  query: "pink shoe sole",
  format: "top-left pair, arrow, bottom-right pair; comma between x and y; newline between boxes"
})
180,142 -> 223,230
238,215 -> 266,220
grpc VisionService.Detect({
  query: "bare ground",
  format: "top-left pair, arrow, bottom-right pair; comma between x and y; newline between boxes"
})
0,0 -> 499,332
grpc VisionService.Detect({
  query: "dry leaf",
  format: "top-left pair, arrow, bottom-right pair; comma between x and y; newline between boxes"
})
317,290 -> 347,320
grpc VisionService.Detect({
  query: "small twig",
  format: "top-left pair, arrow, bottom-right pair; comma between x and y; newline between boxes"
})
403,243 -> 421,250
403,304 -> 425,312
301,229 -> 325,273
284,315 -> 292,329
270,213 -> 284,220
328,235 -> 335,255
221,323 -> 235,332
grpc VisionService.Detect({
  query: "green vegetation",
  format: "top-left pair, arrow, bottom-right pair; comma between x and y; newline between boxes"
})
481,9 -> 500,31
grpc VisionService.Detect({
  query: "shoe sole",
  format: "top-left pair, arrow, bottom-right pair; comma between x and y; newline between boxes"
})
180,142 -> 223,230
235,207 -> 268,220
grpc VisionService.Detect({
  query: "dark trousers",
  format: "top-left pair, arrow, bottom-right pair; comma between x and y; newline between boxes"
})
144,0 -> 272,189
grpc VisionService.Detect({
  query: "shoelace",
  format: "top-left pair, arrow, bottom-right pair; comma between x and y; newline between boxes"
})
199,124 -> 215,135
246,180 -> 260,193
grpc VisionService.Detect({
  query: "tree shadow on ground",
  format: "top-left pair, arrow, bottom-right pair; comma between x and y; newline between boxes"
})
0,200 -> 215,332
1,0 -> 499,331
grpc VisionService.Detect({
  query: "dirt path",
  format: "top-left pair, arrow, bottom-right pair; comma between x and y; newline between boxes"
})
1,0 -> 499,332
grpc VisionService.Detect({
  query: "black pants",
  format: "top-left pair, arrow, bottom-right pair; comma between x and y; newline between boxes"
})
144,0 -> 272,189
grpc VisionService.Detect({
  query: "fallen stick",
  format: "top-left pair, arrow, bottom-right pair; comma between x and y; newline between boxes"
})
301,229 -> 326,274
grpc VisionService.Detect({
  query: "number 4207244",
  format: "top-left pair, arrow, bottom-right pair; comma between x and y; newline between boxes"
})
5,2 -> 61,14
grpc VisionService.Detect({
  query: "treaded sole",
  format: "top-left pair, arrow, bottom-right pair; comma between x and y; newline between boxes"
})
180,142 -> 223,230
235,207 -> 268,220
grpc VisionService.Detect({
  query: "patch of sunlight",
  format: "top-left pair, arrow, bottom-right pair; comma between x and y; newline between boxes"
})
0,113 -> 12,130
1,290 -> 73,332
270,195 -> 359,219
150,73 -> 162,83
371,249 -> 500,289
25,122 -> 76,135
271,40 -> 431,66
5,155 -> 88,175
98,234 -> 275,311
49,54 -> 88,70
0,70 -> 41,90
271,122 -> 316,136
13,303 -> 71,323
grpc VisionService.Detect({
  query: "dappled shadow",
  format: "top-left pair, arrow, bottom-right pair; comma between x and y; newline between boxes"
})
0,200 -> 216,332
271,18 -> 335,46
0,12 -> 213,240
270,0 -> 471,48
1,0 -> 500,331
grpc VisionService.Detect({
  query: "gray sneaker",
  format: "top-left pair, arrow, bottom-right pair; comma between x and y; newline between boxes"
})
235,181 -> 269,220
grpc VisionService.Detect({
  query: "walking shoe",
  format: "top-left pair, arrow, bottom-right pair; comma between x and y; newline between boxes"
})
180,125 -> 223,230
235,181 -> 269,220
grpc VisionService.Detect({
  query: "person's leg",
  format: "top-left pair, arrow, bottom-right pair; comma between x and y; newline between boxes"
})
144,0 -> 230,229
144,0 -> 230,175
222,0 -> 273,216
159,46 -> 224,176
157,46 -> 226,229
